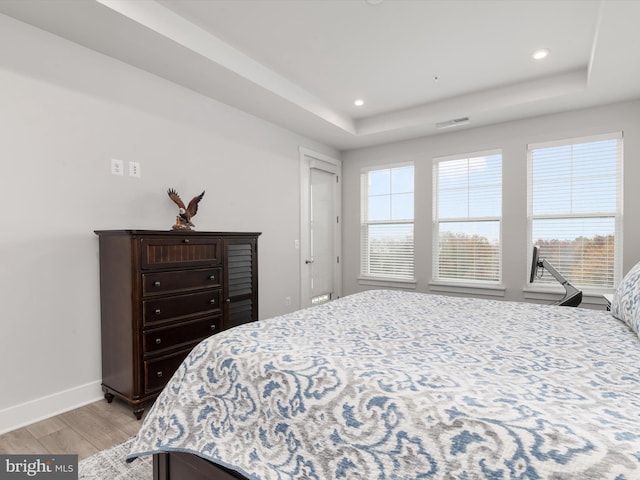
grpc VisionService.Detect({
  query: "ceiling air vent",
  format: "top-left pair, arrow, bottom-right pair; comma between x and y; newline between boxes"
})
436,117 -> 470,129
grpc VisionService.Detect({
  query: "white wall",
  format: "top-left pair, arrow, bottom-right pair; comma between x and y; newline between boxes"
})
342,100 -> 640,303
0,14 -> 338,433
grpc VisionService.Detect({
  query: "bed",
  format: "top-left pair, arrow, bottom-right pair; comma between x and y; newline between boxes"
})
127,267 -> 640,479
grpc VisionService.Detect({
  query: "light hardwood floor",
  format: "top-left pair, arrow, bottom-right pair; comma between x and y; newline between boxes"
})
0,399 -> 144,460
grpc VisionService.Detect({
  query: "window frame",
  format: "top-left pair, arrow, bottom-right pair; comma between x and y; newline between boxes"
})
526,132 -> 623,295
431,149 -> 503,289
359,162 -> 415,286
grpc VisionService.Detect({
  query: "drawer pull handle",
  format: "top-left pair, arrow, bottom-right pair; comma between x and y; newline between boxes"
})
154,281 -> 161,287
209,299 -> 216,304
183,239 -> 190,243
157,371 -> 163,378
155,309 -> 161,315
155,338 -> 162,345
225,298 -> 231,304
210,325 -> 216,331
209,275 -> 215,280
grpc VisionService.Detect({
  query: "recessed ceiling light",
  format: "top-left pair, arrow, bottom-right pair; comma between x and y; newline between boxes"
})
354,99 -> 364,107
532,48 -> 550,60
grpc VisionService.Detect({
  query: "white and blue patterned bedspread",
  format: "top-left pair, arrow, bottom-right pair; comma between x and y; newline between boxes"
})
128,290 -> 640,479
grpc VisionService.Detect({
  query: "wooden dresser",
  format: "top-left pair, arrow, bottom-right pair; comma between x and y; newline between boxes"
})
94,230 -> 260,418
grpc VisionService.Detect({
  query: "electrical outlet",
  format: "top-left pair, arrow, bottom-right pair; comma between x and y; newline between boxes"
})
285,296 -> 291,306
129,161 -> 141,178
294,239 -> 300,249
111,159 -> 124,176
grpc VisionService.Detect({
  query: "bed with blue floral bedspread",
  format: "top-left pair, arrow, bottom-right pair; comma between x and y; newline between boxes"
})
127,289 -> 640,479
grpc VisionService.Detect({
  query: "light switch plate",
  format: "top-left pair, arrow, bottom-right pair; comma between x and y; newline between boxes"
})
111,159 -> 124,176
129,161 -> 141,178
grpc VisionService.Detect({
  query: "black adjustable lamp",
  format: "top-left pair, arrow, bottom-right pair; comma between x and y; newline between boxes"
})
530,246 -> 582,307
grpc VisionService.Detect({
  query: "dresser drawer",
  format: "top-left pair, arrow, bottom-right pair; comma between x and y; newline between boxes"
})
142,268 -> 221,296
143,290 -> 222,325
144,349 -> 192,393
141,236 -> 221,270
143,315 -> 220,355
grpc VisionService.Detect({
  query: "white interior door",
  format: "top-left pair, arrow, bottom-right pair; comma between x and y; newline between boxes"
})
310,167 -> 334,302
300,148 -> 341,308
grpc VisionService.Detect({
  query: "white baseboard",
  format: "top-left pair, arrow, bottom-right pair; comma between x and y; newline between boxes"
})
0,381 -> 104,435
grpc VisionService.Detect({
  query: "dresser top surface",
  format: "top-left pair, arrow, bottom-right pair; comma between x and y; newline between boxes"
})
94,229 -> 261,237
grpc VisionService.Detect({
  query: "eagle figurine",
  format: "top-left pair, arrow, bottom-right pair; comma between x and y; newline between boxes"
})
167,188 -> 205,230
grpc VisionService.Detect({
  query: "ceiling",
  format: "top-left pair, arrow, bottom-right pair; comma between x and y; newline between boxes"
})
1,0 -> 639,151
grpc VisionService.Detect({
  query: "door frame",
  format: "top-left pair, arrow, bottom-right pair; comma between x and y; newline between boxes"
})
299,147 -> 342,308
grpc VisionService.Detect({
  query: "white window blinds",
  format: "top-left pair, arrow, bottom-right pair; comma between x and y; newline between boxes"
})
360,165 -> 414,281
528,133 -> 623,290
433,151 -> 502,283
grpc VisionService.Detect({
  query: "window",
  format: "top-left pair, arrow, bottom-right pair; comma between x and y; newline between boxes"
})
360,164 -> 414,281
528,133 -> 623,291
433,150 -> 502,284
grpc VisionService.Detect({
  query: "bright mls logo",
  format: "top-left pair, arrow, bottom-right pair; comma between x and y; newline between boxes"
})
0,455 -> 77,480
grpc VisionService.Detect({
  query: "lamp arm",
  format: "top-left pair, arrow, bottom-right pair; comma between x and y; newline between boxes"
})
539,259 -> 569,285
539,258 -> 581,300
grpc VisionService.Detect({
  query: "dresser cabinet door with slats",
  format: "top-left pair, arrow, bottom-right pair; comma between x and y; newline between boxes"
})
95,230 -> 260,419
224,239 -> 258,330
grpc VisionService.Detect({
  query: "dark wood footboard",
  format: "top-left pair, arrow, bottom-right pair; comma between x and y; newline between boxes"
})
153,452 -> 248,480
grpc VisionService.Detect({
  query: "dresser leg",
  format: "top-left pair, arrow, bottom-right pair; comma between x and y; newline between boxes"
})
133,407 -> 145,420
102,386 -> 115,403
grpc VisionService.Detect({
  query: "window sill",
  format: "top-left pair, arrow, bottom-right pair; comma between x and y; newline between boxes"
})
523,287 -> 612,309
429,281 -> 506,297
358,277 -> 417,289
